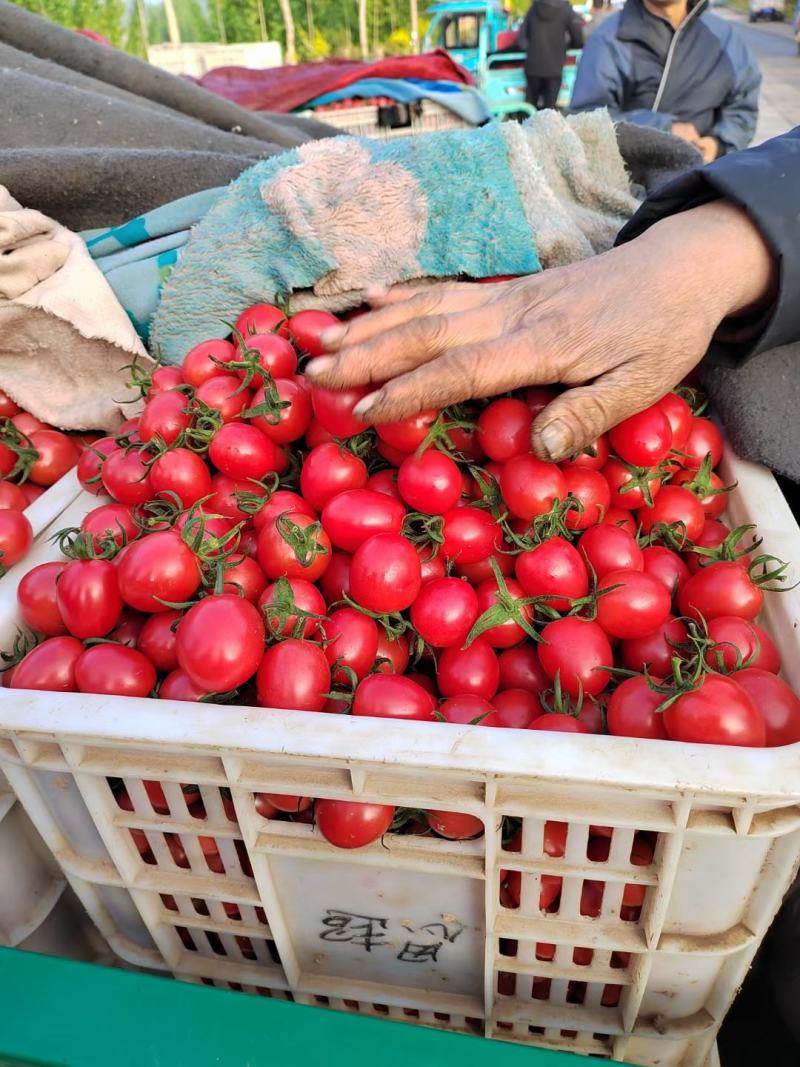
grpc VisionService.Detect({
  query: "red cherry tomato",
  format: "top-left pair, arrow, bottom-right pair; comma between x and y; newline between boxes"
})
56,559 -> 122,639
473,575 -> 532,649
477,398 -> 532,462
147,366 -> 184,398
138,391 -> 191,446
397,450 -> 462,515
81,503 -> 139,550
563,468 -> 611,530
236,333 -> 297,385
437,638 -> 500,699
315,799 -> 395,849
732,669 -> 800,746
17,562 -> 67,636
663,674 -> 765,746
234,303 -> 288,341
607,675 -> 668,739
149,448 -> 213,509
492,688 -> 544,728
538,617 -> 613,698
498,645 -> 549,693
620,615 -> 688,676
657,393 -> 692,451
410,577 -> 479,649
609,406 -> 673,467
310,384 -> 369,438
596,569 -> 671,640
256,639 -> 330,711
257,512 -> 331,583
641,545 -> 690,600
501,455 -> 566,521
27,430 -> 80,487
138,611 -> 182,673
101,449 -> 152,505
251,378 -> 312,444
426,810 -> 484,840
321,489 -> 405,553
375,410 -> 438,453
515,537 -> 588,612
318,551 -> 351,605
530,714 -> 589,734
679,562 -> 763,622
322,608 -> 380,683
300,442 -> 367,511
349,533 -> 421,614
177,595 -> 265,692
159,669 -> 209,702
0,510 -> 33,569
439,694 -> 498,726
222,554 -> 267,603
75,644 -> 156,697
603,459 -> 661,511
579,524 -> 643,579
117,531 -> 201,613
288,310 -> 341,356
10,636 -> 84,691
638,485 -> 705,542
259,577 -> 326,640
352,673 -> 436,722
182,338 -> 238,387
195,376 -> 251,422
439,507 -> 499,564
682,417 -> 723,470
373,631 -> 410,674
705,616 -> 780,673
76,436 -> 117,495
0,482 -> 28,511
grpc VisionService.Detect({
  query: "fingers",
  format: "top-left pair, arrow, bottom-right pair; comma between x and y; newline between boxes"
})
531,361 -> 672,462
320,282 -> 496,353
353,335 -> 537,425
306,301 -> 510,393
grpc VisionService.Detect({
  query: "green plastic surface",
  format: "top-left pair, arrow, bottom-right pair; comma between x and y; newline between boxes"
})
0,948 -> 587,1067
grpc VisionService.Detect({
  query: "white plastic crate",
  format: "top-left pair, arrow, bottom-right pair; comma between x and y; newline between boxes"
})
300,100 -> 472,140
0,451 -> 797,1066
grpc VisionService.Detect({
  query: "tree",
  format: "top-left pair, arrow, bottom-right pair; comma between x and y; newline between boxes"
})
358,0 -> 368,58
278,0 -> 297,61
409,0 -> 419,51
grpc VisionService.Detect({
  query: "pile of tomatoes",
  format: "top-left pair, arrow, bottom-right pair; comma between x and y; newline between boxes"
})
0,391 -> 86,575
4,300 -> 799,851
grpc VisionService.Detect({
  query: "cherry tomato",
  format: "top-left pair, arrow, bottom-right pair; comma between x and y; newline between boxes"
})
147,366 -> 184,398
0,482 -> 28,513
56,558 -> 122,638
563,468 -> 611,530
17,562 -> 66,636
138,611 -> 182,672
607,675 -> 668,739
322,608 -> 379,683
178,595 -> 265,692
501,455 -> 566,521
515,537 -> 588,612
596,569 -> 671,640
352,673 -> 436,721
376,410 -> 438,453
426,810 -> 484,840
182,338 -> 238,387
0,391 -> 20,417
732,669 -> 800,746
498,645 -> 549,693
195,376 -> 251,422
256,639 -> 330,711
257,512 -> 331,582
310,384 -> 369,438
261,794 -> 312,814
397,450 -> 462,515
159,669 -> 209,701
138,391 -> 190,446
705,616 -> 780,673
538,617 -> 613,698
149,448 -> 213,509
671,468 -> 729,520
657,393 -> 692,451
609,406 -> 672,467
234,302 -> 288,341
439,507 -> 499,564
579,524 -> 643,579
621,615 -> 688,675
315,799 -> 394,849
679,561 -> 762,622
664,674 -> 765,746
561,435 -> 610,471
288,309 -> 340,356
10,636 -> 83,691
641,545 -> 690,600
81,503 -> 138,550
455,549 -> 514,584
207,423 -> 282,482
259,577 -> 326,639
318,551 -> 351,605
477,399 -> 532,462
349,533 -> 421,614
108,609 -> 146,647
682,417 -> 723,470
419,547 -> 447,583
470,575 -> 531,649
410,577 -> 479,648
439,694 -> 498,726
11,412 -> 47,437
437,638 -> 500,699
250,379 -> 312,444
0,510 -> 32,569
639,484 -> 705,543
101,449 -> 152,505
236,333 -> 297,385
684,519 -> 749,576
75,644 -> 156,697
367,469 -> 401,499
222,554 -> 267,603
207,474 -> 259,523
117,531 -> 201,612
300,442 -> 367,511
530,713 -> 589,734
28,430 -> 80,487
603,459 -> 661,511
75,436 -> 117,495
602,507 -> 638,535
493,688 -> 544,728
253,489 -> 316,532
373,631 -> 410,674
321,489 -> 405,553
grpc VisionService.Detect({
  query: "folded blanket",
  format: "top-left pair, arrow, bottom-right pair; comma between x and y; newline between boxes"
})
301,79 -> 492,126
0,187 -> 151,431
150,111 -> 641,362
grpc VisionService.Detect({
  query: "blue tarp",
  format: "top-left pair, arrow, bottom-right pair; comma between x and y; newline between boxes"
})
302,77 -> 491,125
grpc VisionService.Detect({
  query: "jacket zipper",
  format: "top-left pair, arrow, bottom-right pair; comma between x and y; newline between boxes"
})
651,1 -> 705,113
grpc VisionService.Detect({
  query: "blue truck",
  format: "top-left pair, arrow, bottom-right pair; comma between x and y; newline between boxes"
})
422,0 -> 583,117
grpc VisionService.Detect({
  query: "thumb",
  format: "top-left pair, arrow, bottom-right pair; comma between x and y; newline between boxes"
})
531,366 -> 657,462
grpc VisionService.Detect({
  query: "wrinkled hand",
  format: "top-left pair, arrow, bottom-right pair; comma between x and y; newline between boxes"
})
671,121 -> 701,144
695,135 -> 721,164
307,201 -> 775,462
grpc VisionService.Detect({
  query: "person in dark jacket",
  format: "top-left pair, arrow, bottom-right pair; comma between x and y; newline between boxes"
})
517,0 -> 584,110
307,126 -> 799,470
569,0 -> 760,161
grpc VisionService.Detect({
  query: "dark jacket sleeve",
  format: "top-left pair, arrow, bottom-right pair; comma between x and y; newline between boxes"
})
616,127 -> 800,364
567,7 -> 584,49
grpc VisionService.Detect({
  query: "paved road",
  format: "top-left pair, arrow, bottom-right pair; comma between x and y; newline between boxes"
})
716,7 -> 800,141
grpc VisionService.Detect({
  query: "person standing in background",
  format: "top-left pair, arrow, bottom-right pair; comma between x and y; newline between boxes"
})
518,0 -> 584,110
584,0 -> 613,39
569,0 -> 760,162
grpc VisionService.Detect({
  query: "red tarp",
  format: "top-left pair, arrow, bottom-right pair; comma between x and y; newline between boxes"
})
190,51 -> 474,113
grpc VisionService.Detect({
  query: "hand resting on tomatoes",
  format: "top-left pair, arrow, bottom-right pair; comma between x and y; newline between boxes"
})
305,201 -> 775,462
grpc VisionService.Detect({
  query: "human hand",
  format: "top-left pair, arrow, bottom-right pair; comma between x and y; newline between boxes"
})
695,136 -> 721,164
671,122 -> 701,144
307,201 -> 775,462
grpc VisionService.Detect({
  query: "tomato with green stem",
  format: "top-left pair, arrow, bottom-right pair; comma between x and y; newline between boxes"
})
437,638 -> 500,699
101,449 -> 153,505
663,673 -> 765,746
375,410 -> 438,453
410,577 -> 479,649
76,436 -> 117,495
515,537 -> 588,612
138,392 -> 191,446
182,338 -> 238,387
10,636 -> 83,691
116,530 -> 201,613
705,616 -> 780,673
322,608 -> 379,683
439,506 -> 499,564
538,617 -> 613,699
596,569 -> 671,640
501,454 -> 566,521
349,532 -> 421,614
607,675 -> 668,739
609,405 -> 673,468
256,639 -> 331,711
209,423 -> 283,481
397,449 -> 462,515
300,442 -> 368,511
731,669 -> 800,746
257,512 -> 331,582
620,615 -> 688,676
258,577 -> 326,639
149,448 -> 213,509
234,303 -> 288,341
56,558 -> 123,639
